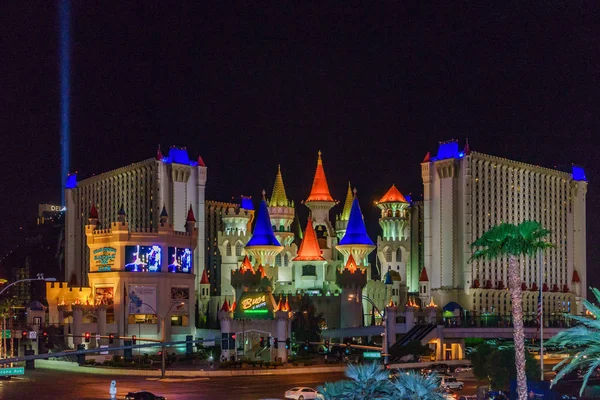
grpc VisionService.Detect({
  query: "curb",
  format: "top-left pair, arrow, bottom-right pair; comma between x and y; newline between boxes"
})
35,359 -> 346,377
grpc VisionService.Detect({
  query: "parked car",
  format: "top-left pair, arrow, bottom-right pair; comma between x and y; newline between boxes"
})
440,377 -> 464,390
124,391 -> 166,400
284,387 -> 323,400
453,364 -> 473,373
422,363 -> 451,374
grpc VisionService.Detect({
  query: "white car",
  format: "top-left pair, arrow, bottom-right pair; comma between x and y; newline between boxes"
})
440,377 -> 464,390
284,387 -> 323,400
454,364 -> 473,373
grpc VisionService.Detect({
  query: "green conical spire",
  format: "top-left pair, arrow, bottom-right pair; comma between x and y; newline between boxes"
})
341,182 -> 353,221
269,164 -> 289,207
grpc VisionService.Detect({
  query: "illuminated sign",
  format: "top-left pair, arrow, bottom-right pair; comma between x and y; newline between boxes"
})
234,293 -> 273,320
167,247 -> 193,273
125,245 -> 162,272
241,295 -> 266,310
94,247 -> 116,271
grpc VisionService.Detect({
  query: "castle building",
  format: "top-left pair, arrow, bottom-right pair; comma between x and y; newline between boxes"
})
421,140 -> 587,316
47,205 -> 198,348
64,146 -> 207,295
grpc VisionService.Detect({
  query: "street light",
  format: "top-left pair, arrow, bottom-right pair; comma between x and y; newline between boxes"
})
0,275 -> 57,297
360,295 -> 390,367
135,301 -> 185,378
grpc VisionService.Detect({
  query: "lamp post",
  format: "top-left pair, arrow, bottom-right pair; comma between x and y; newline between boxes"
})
136,301 -> 185,378
360,295 -> 389,367
0,275 -> 57,297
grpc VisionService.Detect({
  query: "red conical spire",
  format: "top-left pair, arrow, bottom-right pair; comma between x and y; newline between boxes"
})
344,254 -> 359,273
220,299 -> 230,312
418,267 -> 429,282
89,204 -> 99,220
240,256 -> 254,273
572,270 -> 581,283
464,139 -> 471,155
377,184 -> 408,204
186,205 -> 196,222
283,295 -> 290,311
257,264 -> 266,279
200,269 -> 210,284
422,152 -> 431,162
197,156 -> 206,167
293,217 -> 326,261
230,301 -> 237,311
156,144 -> 163,161
306,151 -> 334,202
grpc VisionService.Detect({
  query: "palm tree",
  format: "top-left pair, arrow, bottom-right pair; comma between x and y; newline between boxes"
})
470,220 -> 553,400
547,287 -> 600,396
317,362 -> 445,400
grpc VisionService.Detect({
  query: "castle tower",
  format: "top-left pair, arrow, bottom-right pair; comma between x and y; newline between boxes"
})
305,151 -> 336,241
376,184 -> 414,289
335,182 -> 353,240
231,255 -> 264,301
336,189 -> 376,271
159,205 -> 168,226
117,204 -> 127,223
198,269 -> 211,326
291,217 -> 327,291
268,165 -> 297,283
418,267 -> 430,304
185,205 -> 196,233
217,199 -> 254,299
245,193 -> 283,268
336,254 -> 367,328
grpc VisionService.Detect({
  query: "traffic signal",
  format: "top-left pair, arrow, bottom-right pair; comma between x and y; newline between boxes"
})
260,337 -> 265,348
109,333 -> 114,344
132,335 -> 137,345
43,331 -> 49,344
22,330 -> 27,339
84,332 -> 91,343
285,338 -> 291,349
273,337 -> 278,349
304,339 -> 309,351
267,337 -> 271,348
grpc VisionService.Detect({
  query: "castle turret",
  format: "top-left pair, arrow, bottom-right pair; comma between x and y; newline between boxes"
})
185,205 -> 196,233
245,193 -> 283,267
376,184 -> 413,288
88,204 -> 99,227
268,165 -> 295,246
418,267 -> 430,304
305,151 -> 336,238
291,217 -> 327,291
336,189 -> 375,268
335,182 -> 353,239
231,255 -> 265,301
159,204 -> 169,226
117,204 -> 127,223
336,254 -> 367,328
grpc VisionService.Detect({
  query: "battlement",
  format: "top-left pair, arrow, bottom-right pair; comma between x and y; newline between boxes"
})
336,268 -> 367,288
223,206 -> 252,218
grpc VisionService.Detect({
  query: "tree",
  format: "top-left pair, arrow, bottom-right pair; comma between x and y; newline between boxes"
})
317,362 -> 445,400
470,220 -> 553,400
292,294 -> 323,353
486,347 -> 539,390
547,287 -> 600,396
470,343 -> 494,381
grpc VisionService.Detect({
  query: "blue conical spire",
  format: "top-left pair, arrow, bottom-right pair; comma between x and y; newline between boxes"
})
384,271 -> 393,285
246,195 -> 281,247
339,191 -> 374,246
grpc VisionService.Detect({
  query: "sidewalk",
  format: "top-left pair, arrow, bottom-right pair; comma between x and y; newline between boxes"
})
35,359 -> 347,377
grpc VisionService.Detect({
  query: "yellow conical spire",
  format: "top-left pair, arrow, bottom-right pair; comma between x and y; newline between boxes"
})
269,164 -> 289,207
341,182 -> 353,221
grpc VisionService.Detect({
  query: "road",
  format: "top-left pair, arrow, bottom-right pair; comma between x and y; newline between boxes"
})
0,369 -> 480,400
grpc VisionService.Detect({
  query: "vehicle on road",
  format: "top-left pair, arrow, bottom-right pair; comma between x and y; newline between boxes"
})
421,363 -> 451,374
453,364 -> 473,373
440,377 -> 464,390
458,396 -> 477,400
284,387 -> 324,400
124,391 -> 167,400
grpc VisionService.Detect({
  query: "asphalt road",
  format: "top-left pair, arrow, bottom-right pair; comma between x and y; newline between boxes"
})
0,369 -> 480,400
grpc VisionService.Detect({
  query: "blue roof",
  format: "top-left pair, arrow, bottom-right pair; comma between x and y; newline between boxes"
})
65,173 -> 77,189
432,141 -> 464,161
246,199 -> 281,247
442,301 -> 464,312
339,197 -> 374,246
118,204 -> 126,215
160,205 -> 168,217
572,165 -> 587,181
162,147 -> 198,166
384,271 -> 393,285
241,196 -> 254,210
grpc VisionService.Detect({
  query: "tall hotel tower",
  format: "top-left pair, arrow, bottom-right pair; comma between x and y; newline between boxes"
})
65,146 -> 207,291
421,140 -> 587,315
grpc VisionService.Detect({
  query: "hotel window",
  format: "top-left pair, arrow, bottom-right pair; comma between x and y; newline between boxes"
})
302,264 -> 316,276
235,243 -> 243,257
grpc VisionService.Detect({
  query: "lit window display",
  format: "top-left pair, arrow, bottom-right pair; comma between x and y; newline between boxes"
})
124,245 -> 162,272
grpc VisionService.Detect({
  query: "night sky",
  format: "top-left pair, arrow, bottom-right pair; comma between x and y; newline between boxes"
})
1,3 -> 598,288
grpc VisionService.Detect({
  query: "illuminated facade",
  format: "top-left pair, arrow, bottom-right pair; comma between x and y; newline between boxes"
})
421,140 -> 587,316
47,206 -> 198,348
64,146 -> 207,294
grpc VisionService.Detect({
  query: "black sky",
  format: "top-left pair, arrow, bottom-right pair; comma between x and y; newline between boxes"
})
1,3 -> 599,286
